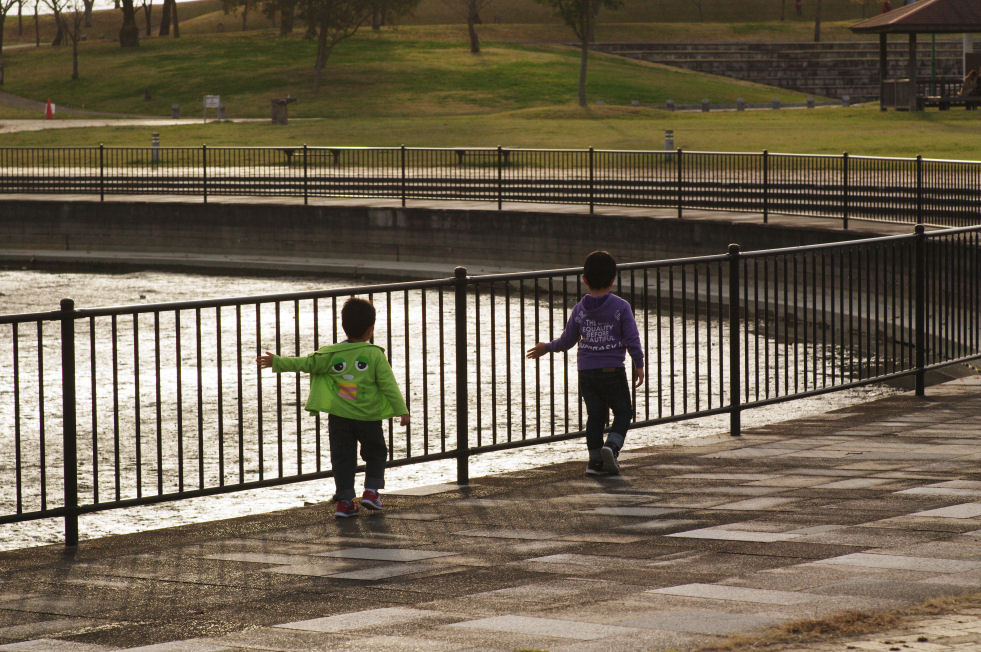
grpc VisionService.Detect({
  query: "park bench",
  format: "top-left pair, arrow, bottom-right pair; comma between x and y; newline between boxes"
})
919,95 -> 981,111
281,147 -> 342,166
454,148 -> 511,166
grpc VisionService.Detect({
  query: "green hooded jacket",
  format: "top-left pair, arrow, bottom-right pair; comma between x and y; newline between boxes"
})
271,341 -> 408,421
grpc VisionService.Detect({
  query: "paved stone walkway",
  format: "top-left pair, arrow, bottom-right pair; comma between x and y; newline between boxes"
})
0,375 -> 979,651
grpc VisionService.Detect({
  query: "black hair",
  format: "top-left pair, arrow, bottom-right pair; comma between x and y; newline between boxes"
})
341,297 -> 376,339
583,250 -> 617,290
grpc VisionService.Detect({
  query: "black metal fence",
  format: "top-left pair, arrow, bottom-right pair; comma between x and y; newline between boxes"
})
1,224 -> 979,546
1,146 -> 979,228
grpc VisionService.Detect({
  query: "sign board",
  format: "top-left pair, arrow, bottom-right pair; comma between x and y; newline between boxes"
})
204,95 -> 221,109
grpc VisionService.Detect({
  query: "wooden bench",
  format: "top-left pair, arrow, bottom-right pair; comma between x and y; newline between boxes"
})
454,149 -> 511,166
282,148 -> 342,166
919,95 -> 981,111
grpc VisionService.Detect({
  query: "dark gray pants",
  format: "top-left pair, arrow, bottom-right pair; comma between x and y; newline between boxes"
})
328,414 -> 387,501
579,367 -> 632,457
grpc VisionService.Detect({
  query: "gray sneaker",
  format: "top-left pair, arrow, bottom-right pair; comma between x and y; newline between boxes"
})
601,446 -> 620,475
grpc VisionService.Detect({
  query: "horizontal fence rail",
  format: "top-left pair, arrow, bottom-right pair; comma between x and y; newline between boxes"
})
1,146 -> 980,228
1,225 -> 979,546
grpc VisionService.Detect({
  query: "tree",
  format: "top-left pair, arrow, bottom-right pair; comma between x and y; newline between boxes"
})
445,0 -> 493,53
813,0 -> 822,41
0,0 -> 20,59
158,0 -> 179,36
299,0 -> 371,93
119,0 -> 140,46
262,0 -> 297,35
45,0 -> 84,79
223,0 -> 257,30
369,0 -> 418,31
141,0 -> 152,36
535,0 -> 623,107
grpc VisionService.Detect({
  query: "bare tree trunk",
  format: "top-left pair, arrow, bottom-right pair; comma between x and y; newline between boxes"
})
313,16 -> 328,93
242,1 -> 247,30
577,33 -> 588,107
18,0 -> 23,35
82,0 -> 93,26
71,15 -> 81,79
0,14 -> 6,56
813,0 -> 822,42
467,0 -> 481,53
170,0 -> 178,37
371,7 -> 381,30
158,0 -> 170,35
120,0 -> 140,45
780,0 -> 785,21
33,0 -> 39,46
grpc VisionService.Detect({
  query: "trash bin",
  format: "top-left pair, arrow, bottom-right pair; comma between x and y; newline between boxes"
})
271,97 -> 296,125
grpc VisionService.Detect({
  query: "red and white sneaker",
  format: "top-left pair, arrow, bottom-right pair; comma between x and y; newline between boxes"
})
335,499 -> 359,518
361,489 -> 384,511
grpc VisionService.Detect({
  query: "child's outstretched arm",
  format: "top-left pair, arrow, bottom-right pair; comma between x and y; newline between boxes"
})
526,342 -> 550,359
257,351 -> 275,369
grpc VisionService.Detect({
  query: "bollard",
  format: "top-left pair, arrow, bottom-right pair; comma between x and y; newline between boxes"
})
144,86 -> 151,101
736,97 -> 745,111
171,104 -> 180,118
151,132 -> 160,163
666,99 -> 675,111
772,97 -> 781,110
217,104 -> 226,120
664,129 -> 674,151
701,98 -> 710,112
807,96 -> 815,109
841,95 -> 851,106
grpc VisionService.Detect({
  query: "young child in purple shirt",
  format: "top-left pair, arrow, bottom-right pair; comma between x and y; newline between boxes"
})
527,251 -> 644,476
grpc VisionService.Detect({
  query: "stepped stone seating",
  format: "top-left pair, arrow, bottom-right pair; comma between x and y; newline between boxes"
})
594,41 -> 963,103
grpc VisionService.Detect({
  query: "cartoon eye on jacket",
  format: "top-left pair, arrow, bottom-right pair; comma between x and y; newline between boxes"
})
331,356 -> 371,400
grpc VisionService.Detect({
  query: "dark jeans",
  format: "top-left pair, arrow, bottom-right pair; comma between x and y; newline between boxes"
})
579,367 -> 633,454
327,414 -> 387,502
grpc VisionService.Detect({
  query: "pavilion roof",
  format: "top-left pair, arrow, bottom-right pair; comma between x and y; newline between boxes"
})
851,0 -> 981,34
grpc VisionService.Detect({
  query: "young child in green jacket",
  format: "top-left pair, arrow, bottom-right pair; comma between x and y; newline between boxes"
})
258,297 -> 410,518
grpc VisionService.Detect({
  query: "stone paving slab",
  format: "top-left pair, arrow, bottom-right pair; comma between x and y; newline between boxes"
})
0,375 -> 980,651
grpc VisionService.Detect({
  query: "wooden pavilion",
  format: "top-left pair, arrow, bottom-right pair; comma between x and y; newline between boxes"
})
851,0 -> 981,111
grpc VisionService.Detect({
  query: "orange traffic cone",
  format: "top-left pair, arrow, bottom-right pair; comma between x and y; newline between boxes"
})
45,99 -> 53,119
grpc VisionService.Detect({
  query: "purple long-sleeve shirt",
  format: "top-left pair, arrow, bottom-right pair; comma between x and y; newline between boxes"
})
545,293 -> 644,371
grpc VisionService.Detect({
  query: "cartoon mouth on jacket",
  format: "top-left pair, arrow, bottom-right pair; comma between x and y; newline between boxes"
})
338,381 -> 357,401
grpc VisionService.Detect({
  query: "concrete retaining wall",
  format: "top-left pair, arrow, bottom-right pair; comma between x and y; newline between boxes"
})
0,200 -> 876,276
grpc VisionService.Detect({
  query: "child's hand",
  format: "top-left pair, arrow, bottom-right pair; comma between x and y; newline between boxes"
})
399,414 -> 410,426
633,366 -> 645,388
256,351 -> 274,369
526,343 -> 548,359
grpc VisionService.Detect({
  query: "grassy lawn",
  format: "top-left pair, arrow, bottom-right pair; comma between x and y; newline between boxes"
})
3,107 -> 979,160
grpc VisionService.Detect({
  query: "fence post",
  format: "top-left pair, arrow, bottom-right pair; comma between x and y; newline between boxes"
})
454,266 -> 470,484
497,146 -> 504,211
60,298 -> 79,546
400,145 -> 406,208
99,144 -> 105,202
588,147 -> 595,214
302,144 -> 308,205
842,152 -> 849,230
728,244 -> 742,436
914,224 -> 926,396
762,149 -> 769,224
202,144 -> 208,204
677,147 -> 683,219
916,154 -> 923,226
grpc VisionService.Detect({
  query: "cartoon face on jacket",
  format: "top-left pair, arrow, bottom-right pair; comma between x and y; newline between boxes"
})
330,355 -> 371,401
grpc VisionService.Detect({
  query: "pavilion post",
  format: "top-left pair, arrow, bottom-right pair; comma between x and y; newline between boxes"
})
908,32 -> 919,111
879,33 -> 888,111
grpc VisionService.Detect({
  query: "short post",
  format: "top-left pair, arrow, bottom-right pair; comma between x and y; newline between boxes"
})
400,145 -> 406,208
302,144 -> 308,205
728,245 -> 742,437
701,98 -> 710,112
98,143 -> 105,202
151,132 -> 160,163
842,152 -> 849,229
202,144 -> 208,204
772,97 -> 781,110
914,225 -> 926,396
736,97 -> 745,111
762,149 -> 769,224
171,104 -> 180,119
454,266 -> 470,484
60,298 -> 79,546
807,96 -> 815,109
588,146 -> 595,215
666,99 -> 675,111
676,147 -> 683,219
663,129 -> 674,152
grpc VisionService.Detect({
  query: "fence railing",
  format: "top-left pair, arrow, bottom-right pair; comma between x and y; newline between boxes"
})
1,146 -> 980,228
1,224 -> 979,546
